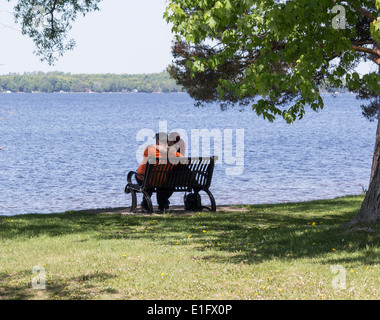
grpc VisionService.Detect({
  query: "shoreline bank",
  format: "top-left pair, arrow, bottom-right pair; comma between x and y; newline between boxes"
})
0,194 -> 363,217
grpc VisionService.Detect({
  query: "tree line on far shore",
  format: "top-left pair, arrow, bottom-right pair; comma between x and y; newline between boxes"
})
0,71 -> 183,93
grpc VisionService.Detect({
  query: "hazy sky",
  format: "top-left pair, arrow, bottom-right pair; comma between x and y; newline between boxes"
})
0,0 -> 377,75
0,0 -> 174,75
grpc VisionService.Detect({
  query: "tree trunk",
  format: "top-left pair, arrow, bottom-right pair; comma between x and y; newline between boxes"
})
344,111 -> 380,227
369,112 -> 380,186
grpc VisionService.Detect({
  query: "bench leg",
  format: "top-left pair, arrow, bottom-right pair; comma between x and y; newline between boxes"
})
204,189 -> 216,211
142,191 -> 153,214
130,190 -> 137,213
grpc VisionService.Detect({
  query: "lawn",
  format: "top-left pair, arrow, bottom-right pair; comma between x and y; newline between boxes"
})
1,194 -> 380,300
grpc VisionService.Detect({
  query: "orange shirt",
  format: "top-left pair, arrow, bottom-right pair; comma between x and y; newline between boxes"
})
137,145 -> 183,180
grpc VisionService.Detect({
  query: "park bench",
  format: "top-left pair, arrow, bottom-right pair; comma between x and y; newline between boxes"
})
124,156 -> 217,213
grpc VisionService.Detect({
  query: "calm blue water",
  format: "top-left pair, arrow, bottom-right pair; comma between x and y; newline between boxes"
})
0,92 -> 376,215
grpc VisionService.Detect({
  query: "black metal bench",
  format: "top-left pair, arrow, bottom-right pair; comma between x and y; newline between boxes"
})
124,156 -> 217,213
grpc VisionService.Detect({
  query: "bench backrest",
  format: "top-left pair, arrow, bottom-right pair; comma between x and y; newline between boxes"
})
143,156 -> 217,191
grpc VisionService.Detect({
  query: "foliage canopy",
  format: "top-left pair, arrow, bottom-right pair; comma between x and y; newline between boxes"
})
164,0 -> 380,122
7,0 -> 102,65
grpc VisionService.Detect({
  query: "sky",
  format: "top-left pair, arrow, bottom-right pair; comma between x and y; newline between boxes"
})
0,0 -> 175,75
0,0 -> 377,76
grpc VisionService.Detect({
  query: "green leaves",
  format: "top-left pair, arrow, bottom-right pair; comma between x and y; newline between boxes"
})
9,0 -> 102,65
166,0 -> 380,123
370,19 -> 380,43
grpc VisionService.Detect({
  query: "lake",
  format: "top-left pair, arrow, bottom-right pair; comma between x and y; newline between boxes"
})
0,92 -> 376,215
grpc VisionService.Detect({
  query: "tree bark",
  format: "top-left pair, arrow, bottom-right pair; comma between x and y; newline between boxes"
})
369,112 -> 380,186
344,112 -> 380,227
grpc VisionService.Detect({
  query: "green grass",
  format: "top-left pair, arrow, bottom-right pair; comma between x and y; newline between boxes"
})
1,194 -> 380,300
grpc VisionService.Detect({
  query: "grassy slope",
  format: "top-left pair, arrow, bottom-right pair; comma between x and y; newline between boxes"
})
1,194 -> 380,300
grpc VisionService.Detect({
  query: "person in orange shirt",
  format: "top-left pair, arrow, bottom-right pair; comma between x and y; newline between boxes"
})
136,132 -> 168,180
136,132 -> 183,212
168,131 -> 186,156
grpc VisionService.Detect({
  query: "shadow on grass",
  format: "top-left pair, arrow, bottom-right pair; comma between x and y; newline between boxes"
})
2,195 -> 379,268
0,269 -> 116,300
0,271 -> 34,299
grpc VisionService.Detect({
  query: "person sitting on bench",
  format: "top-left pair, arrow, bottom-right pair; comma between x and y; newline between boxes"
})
136,132 -> 182,212
168,131 -> 186,156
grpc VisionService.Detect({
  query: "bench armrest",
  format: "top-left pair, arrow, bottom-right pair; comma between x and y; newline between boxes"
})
127,171 -> 144,184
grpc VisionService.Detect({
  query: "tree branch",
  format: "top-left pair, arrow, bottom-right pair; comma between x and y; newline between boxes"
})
49,0 -> 59,15
352,44 -> 380,65
352,44 -> 380,56
338,0 -> 376,22
357,7 -> 376,22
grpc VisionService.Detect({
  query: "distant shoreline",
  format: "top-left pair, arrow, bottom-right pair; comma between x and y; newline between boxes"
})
0,91 -> 352,95
0,71 -> 183,94
0,71 -> 351,95
0,91 -> 188,94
